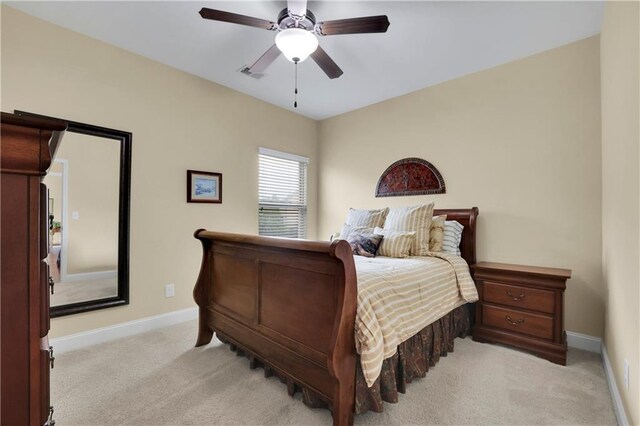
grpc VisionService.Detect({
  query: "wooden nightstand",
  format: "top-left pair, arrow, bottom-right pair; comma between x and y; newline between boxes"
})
471,262 -> 572,365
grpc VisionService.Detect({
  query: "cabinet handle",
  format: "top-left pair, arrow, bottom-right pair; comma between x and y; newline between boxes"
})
506,290 -> 525,301
49,276 -> 55,295
49,346 -> 55,369
505,315 -> 525,326
48,406 -> 55,425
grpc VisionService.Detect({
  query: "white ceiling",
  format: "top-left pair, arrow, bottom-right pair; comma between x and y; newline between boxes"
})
6,1 -> 604,120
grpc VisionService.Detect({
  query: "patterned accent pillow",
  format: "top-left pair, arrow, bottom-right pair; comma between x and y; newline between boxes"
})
340,208 -> 389,239
442,220 -> 464,255
346,230 -> 383,258
429,215 -> 447,252
381,203 -> 434,256
374,227 -> 416,258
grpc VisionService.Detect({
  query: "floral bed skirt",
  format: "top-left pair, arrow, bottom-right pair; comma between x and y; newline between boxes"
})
300,303 -> 471,415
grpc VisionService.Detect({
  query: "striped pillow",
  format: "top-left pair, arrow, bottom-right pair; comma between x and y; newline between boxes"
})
442,220 -> 464,255
382,203 -> 434,256
429,215 -> 447,252
374,227 -> 416,258
339,226 -> 373,239
340,208 -> 389,239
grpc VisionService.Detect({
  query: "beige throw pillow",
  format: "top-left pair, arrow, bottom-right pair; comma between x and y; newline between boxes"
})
340,208 -> 389,239
374,227 -> 416,258
429,215 -> 447,252
382,203 -> 434,256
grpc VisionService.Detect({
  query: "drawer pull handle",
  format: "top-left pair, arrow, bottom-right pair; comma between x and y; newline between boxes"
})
48,405 -> 55,425
505,315 -> 525,326
49,276 -> 55,295
49,346 -> 55,369
506,290 -> 525,301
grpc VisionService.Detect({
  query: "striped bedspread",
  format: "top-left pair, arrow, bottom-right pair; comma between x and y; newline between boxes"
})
354,253 -> 478,386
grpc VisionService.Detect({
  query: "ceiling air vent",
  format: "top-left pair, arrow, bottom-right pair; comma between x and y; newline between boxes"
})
240,66 -> 265,80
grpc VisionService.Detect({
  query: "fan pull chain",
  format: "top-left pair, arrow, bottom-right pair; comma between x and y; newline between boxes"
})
294,60 -> 298,108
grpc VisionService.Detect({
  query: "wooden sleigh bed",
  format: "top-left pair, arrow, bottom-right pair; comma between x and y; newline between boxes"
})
193,208 -> 478,426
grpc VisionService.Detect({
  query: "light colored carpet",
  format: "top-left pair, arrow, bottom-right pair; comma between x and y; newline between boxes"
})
52,320 -> 616,425
51,277 -> 118,307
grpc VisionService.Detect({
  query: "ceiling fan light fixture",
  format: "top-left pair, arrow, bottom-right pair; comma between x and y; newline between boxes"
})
275,28 -> 318,63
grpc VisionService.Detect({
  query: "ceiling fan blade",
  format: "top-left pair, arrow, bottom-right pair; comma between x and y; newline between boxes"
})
199,8 -> 277,31
247,44 -> 282,74
287,0 -> 307,18
316,15 -> 390,36
310,46 -> 343,79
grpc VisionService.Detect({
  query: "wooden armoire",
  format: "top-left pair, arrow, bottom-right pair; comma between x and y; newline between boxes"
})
1,112 -> 66,425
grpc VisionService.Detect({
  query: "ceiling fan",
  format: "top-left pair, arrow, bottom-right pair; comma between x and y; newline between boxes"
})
199,0 -> 390,80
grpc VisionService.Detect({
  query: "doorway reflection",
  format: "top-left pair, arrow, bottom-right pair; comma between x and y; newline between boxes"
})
43,132 -> 120,307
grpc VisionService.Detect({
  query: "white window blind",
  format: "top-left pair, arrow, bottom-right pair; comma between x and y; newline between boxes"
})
259,147 -> 308,238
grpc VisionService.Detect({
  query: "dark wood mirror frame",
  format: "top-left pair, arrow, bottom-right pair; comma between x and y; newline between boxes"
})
15,110 -> 132,318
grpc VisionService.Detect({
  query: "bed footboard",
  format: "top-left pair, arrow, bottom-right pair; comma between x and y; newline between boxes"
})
193,230 -> 358,426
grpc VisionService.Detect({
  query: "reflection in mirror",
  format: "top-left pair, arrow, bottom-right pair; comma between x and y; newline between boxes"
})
43,133 -> 120,307
16,110 -> 131,317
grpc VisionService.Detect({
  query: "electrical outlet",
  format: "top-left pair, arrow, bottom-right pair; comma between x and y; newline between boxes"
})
165,283 -> 175,298
71,211 -> 80,220
624,359 -> 629,390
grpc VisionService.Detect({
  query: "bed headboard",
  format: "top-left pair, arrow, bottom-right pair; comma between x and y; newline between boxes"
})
433,207 -> 479,266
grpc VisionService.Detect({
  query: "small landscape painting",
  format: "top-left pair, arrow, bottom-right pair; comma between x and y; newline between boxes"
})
187,170 -> 222,203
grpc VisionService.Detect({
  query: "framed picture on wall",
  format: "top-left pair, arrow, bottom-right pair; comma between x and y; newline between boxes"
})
187,170 -> 222,203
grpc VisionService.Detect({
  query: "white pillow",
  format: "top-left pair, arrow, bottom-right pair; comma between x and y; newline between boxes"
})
340,208 -> 389,239
442,220 -> 464,256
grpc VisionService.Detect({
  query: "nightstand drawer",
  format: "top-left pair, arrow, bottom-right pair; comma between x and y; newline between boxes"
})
483,304 -> 553,340
484,281 -> 555,314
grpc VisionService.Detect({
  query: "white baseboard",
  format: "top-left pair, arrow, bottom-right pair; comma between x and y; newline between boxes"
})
565,331 -> 631,424
602,345 -> 630,426
566,331 -> 602,353
51,321 -> 605,354
63,270 -> 117,283
50,307 -> 198,354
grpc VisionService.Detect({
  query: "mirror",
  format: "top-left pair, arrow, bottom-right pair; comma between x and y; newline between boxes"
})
16,110 -> 132,317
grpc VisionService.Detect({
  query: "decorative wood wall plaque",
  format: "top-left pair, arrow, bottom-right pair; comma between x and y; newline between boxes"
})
375,157 -> 446,197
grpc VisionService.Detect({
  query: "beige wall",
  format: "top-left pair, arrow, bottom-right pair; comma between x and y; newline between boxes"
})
600,1 -> 640,423
56,132 -> 120,274
318,37 -> 603,337
1,6 -> 318,337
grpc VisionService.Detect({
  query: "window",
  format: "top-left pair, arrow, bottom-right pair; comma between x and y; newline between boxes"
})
259,147 -> 308,238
